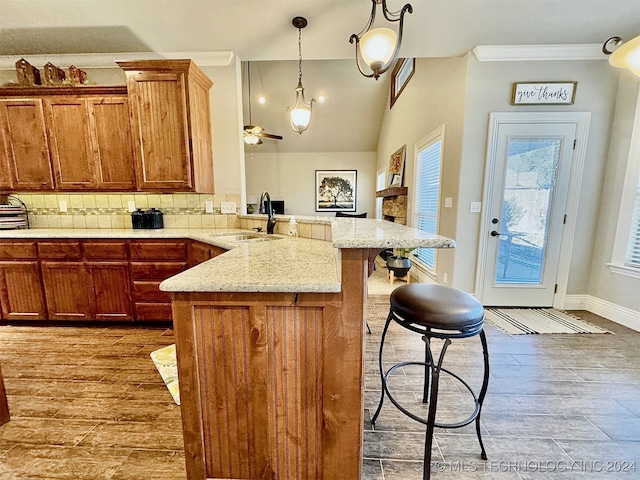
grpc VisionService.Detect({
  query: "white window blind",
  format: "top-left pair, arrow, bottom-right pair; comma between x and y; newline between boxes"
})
414,138 -> 443,270
626,173 -> 640,267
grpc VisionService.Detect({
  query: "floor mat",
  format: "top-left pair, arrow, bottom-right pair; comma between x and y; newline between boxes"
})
484,308 -> 613,335
150,344 -> 180,405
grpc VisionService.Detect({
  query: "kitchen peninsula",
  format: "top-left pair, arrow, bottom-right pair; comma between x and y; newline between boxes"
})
160,217 -> 455,480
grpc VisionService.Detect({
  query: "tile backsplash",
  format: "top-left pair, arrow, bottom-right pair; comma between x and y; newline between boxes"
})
13,193 -> 240,229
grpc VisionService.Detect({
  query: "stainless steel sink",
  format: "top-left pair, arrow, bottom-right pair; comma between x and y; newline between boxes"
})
210,233 -> 282,243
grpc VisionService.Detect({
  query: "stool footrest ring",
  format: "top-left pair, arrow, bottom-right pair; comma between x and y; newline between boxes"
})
381,361 -> 481,429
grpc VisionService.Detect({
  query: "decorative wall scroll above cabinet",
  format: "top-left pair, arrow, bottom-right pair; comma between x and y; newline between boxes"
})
0,60 -> 214,193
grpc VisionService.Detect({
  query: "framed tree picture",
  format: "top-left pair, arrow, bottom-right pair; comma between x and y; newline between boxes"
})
387,145 -> 407,187
315,170 -> 357,212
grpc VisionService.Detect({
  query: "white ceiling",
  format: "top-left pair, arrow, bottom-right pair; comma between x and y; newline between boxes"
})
2,0 -> 639,153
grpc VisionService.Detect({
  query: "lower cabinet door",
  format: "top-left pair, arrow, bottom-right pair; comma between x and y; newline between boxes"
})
41,261 -> 91,321
0,261 -> 46,321
86,262 -> 133,321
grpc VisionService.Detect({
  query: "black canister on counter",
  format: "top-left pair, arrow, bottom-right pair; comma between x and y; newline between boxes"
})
131,208 -> 144,229
143,208 -> 164,229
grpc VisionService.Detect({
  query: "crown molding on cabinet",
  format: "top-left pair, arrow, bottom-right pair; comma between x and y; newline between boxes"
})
0,51 -> 235,71
472,44 -> 605,62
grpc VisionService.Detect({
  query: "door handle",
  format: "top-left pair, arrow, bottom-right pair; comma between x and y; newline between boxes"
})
490,230 -> 499,237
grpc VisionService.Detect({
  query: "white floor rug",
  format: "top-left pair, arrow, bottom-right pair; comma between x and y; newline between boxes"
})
484,308 -> 612,335
150,344 -> 180,405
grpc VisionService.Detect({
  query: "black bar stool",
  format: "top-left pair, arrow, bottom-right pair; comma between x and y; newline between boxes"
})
371,284 -> 489,480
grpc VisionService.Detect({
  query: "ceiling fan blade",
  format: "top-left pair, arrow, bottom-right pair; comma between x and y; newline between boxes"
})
244,125 -> 263,135
260,132 -> 283,140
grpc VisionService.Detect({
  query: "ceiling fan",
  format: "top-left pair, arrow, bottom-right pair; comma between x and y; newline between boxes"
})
243,62 -> 283,145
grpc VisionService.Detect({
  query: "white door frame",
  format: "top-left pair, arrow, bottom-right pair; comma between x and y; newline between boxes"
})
476,112 -> 591,309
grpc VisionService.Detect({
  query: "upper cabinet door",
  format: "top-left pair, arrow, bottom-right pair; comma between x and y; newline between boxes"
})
126,72 -> 192,191
88,96 -> 135,190
44,97 -> 97,190
119,60 -> 214,193
0,98 -> 54,190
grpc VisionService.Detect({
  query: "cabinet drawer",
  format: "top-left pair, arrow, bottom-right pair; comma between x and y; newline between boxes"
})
132,280 -> 171,303
83,241 -> 128,260
0,241 -> 37,259
130,261 -> 187,280
38,241 -> 82,259
130,241 -> 187,260
134,303 -> 173,321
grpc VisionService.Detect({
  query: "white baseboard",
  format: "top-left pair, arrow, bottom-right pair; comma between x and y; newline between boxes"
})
563,294 -> 640,332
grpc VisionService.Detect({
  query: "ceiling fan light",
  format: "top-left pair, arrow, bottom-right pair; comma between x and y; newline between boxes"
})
360,27 -> 397,71
244,134 -> 260,145
609,35 -> 640,77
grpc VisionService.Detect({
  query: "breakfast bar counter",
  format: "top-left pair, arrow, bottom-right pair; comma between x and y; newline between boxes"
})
160,218 -> 454,480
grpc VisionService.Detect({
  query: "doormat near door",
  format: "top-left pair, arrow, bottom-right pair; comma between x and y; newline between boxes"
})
150,344 -> 180,405
484,308 -> 612,335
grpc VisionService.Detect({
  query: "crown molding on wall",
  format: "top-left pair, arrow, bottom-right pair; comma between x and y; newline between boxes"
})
473,44 -> 605,62
0,51 -> 235,71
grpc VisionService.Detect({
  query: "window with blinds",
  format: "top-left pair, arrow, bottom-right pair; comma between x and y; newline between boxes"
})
626,173 -> 640,267
413,131 -> 444,270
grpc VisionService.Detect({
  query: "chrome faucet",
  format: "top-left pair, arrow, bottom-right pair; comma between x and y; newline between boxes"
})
259,191 -> 276,234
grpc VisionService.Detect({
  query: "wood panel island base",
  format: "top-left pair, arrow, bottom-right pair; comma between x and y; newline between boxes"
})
169,249 -> 368,480
160,217 -> 456,479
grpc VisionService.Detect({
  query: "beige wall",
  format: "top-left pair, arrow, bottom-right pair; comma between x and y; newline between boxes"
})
588,73 -> 640,314
376,57 -> 468,286
245,152 -> 377,217
460,58 -> 618,296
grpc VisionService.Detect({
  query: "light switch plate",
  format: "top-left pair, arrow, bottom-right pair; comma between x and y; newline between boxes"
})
127,201 -> 136,213
444,197 -> 453,208
220,201 -> 236,214
59,200 -> 67,213
205,201 -> 214,214
470,201 -> 482,213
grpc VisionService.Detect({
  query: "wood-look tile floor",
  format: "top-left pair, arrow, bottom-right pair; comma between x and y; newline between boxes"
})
0,297 -> 638,479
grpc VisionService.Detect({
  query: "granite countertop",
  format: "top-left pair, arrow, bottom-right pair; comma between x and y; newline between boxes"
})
0,218 -> 455,293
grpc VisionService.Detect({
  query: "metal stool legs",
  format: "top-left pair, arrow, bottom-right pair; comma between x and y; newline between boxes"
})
371,315 -> 490,479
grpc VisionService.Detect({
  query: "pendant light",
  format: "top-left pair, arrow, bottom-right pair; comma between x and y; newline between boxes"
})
603,35 -> 640,78
349,0 -> 413,80
287,16 -> 315,134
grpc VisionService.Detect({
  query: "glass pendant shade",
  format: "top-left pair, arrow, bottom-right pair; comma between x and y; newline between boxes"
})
350,1 -> 412,79
609,35 -> 640,77
288,83 -> 313,133
360,27 -> 397,72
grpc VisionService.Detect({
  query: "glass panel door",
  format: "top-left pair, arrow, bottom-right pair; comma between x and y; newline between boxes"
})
495,138 -> 561,284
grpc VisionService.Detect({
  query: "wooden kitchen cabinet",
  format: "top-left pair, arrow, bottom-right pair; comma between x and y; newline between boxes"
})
0,98 -> 54,190
41,261 -> 92,321
44,95 -> 135,190
188,240 -> 225,267
39,240 -> 134,322
118,60 -> 214,193
0,241 -> 46,321
84,240 -> 133,321
130,240 -> 188,321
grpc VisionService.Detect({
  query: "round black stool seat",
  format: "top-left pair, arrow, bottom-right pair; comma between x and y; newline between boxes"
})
372,284 -> 490,480
390,284 -> 485,337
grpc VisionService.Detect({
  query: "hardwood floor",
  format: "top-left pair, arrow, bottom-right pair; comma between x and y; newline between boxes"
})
0,298 -> 639,479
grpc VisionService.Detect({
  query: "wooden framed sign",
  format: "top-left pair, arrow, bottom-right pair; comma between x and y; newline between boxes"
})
511,82 -> 577,105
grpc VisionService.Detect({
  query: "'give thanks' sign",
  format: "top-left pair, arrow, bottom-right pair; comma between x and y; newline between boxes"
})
511,82 -> 577,105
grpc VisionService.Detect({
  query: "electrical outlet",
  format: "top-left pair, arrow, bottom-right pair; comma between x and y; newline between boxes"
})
220,201 -> 236,214
470,201 -> 482,213
127,200 -> 136,213
444,197 -> 453,208
205,201 -> 214,214
443,273 -> 448,284
59,200 -> 67,213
